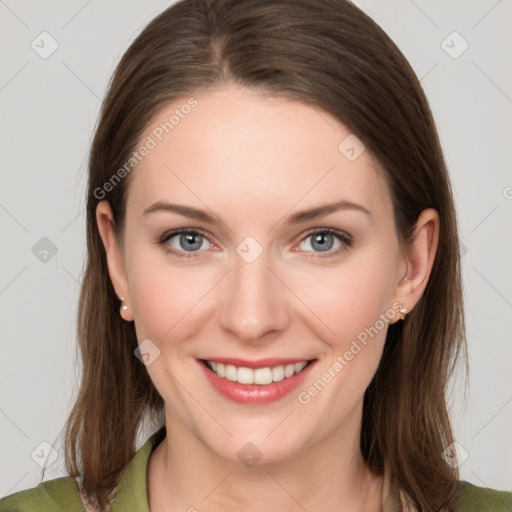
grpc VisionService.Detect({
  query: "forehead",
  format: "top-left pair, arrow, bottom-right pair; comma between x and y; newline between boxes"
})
126,85 -> 392,223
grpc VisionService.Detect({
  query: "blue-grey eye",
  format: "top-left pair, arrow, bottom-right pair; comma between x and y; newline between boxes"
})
164,231 -> 209,252
179,232 -> 203,251
299,231 -> 344,253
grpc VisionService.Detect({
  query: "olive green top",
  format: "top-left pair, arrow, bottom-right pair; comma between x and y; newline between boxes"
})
1,427 -> 511,511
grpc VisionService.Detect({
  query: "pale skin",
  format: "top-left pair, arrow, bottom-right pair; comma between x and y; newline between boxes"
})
96,84 -> 439,512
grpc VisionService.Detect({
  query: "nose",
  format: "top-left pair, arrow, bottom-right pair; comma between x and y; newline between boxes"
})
218,250 -> 291,344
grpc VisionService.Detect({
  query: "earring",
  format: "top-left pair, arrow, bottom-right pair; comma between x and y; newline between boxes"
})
119,297 -> 128,314
399,307 -> 408,321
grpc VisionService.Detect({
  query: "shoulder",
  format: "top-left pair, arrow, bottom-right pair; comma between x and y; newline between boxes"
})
0,426 -> 165,512
457,480 -> 512,511
0,476 -> 85,512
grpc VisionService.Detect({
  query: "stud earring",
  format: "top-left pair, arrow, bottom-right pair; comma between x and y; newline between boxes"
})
399,307 -> 408,321
119,297 -> 128,314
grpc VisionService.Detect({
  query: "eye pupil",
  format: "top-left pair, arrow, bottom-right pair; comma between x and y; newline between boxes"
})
181,233 -> 202,251
311,233 -> 334,252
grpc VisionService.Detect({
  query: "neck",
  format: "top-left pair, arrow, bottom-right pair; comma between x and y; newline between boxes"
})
148,408 -> 383,512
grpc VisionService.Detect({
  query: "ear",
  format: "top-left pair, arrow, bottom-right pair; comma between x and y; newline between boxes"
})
96,201 -> 134,322
390,208 -> 440,324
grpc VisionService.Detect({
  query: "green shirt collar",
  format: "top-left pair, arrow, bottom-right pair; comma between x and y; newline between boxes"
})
110,426 -> 166,512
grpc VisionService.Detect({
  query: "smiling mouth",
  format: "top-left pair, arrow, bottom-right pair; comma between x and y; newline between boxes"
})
200,359 -> 316,386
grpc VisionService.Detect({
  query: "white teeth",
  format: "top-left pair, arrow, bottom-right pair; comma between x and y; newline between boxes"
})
295,361 -> 308,373
271,365 -> 285,382
225,364 -> 237,382
238,367 -> 255,385
254,367 -> 273,385
284,364 -> 295,378
206,360 -> 310,385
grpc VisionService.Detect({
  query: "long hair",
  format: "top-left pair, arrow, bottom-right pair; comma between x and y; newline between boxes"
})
63,1 -> 468,510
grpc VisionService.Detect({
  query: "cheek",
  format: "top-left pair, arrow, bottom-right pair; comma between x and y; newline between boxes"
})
291,249 -> 398,355
125,244 -> 213,344
293,256 -> 399,413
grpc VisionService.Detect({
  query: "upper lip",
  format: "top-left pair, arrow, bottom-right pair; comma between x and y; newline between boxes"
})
199,357 -> 316,369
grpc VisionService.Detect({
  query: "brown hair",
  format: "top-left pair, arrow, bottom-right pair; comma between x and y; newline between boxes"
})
61,0 -> 468,510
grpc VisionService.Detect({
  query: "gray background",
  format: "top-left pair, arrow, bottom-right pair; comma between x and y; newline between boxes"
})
1,0 -> 511,497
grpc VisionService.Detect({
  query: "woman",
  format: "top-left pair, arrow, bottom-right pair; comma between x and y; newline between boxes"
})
1,0 -> 510,511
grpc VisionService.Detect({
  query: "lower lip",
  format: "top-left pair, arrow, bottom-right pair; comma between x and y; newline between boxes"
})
198,359 -> 317,404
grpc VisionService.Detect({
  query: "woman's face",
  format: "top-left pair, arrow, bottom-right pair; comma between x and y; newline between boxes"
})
98,84 -> 435,464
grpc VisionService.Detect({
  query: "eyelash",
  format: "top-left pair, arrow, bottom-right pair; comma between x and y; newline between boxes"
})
158,227 -> 353,260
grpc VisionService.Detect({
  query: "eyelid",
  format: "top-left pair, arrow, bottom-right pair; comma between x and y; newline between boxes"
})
159,227 -> 214,245
297,227 -> 353,244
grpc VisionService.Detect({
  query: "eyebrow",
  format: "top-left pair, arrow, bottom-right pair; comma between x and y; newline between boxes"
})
142,200 -> 371,224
